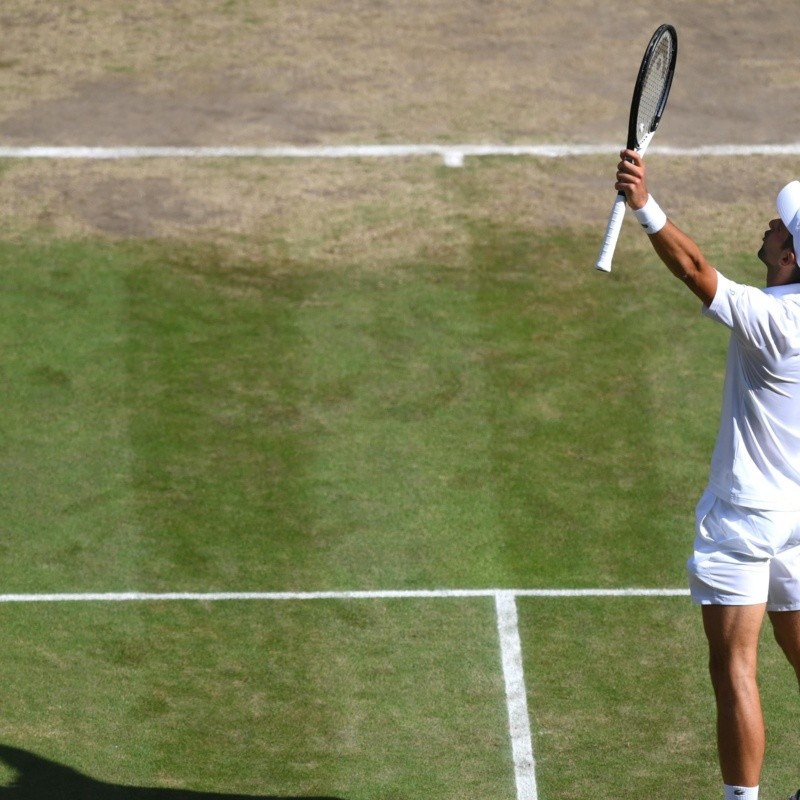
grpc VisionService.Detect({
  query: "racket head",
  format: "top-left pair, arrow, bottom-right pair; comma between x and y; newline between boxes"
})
626,24 -> 677,150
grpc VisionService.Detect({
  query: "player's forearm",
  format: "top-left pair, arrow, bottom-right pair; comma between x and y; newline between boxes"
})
615,153 -> 718,304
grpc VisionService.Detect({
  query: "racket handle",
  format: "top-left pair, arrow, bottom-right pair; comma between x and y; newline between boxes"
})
595,191 -> 627,272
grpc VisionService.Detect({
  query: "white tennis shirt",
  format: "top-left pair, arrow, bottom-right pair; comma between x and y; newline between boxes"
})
703,272 -> 800,510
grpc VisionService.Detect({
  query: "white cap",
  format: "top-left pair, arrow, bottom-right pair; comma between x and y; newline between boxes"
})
777,180 -> 800,257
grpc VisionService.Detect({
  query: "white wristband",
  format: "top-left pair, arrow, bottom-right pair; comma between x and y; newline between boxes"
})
632,195 -> 667,235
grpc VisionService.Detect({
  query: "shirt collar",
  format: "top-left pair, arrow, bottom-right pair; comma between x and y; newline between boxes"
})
764,282 -> 800,297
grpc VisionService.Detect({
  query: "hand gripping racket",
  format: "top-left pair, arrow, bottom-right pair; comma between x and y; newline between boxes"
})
595,24 -> 677,272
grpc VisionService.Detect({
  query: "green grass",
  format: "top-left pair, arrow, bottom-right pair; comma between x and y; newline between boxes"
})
0,599 -> 513,797
0,228 -> 726,593
523,598 -> 800,800
0,166 -> 794,799
523,598 -> 716,798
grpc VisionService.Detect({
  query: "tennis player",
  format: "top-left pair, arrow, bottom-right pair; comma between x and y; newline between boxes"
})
614,149 -> 800,800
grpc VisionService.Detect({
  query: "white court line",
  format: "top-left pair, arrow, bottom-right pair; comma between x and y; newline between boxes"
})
0,144 -> 610,159
0,587 -> 689,602
0,144 -> 614,160
496,591 -> 538,800
0,143 -> 799,164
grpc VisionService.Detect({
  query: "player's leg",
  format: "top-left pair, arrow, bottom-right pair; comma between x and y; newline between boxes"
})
768,610 -> 800,686
702,603 -> 767,788
766,529 -> 800,688
769,612 -> 800,800
766,530 -> 800,800
689,492 -> 777,797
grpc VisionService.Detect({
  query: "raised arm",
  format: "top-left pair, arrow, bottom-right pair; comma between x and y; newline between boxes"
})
615,149 -> 718,306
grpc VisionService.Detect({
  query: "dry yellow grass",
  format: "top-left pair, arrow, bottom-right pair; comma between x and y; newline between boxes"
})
0,0 -> 798,263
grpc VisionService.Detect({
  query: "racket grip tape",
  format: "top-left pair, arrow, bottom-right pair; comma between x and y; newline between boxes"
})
595,192 -> 627,272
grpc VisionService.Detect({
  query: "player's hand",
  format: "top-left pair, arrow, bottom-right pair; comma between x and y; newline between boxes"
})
615,149 -> 649,210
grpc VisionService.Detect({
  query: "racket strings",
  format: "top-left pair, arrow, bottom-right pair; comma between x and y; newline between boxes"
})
635,34 -> 674,145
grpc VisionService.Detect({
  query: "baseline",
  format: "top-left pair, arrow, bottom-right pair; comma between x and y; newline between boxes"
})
0,144 -> 798,166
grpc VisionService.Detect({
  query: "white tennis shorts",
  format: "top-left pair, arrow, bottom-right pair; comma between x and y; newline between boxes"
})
688,489 -> 800,610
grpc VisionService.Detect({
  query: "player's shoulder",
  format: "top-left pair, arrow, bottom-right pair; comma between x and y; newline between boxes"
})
704,273 -> 800,341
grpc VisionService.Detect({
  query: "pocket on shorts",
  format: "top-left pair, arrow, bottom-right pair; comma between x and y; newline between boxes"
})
694,489 -> 717,541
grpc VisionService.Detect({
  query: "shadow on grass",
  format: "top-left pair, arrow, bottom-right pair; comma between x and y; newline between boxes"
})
0,745 -> 345,800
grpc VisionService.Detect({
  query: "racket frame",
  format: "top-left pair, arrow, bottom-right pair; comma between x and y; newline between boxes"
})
595,25 -> 677,273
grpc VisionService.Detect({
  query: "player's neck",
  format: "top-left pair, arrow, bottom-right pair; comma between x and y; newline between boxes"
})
765,265 -> 800,288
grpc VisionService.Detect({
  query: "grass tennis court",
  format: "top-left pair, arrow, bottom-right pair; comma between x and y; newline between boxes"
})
1,154 -> 799,799
3,0 -> 800,797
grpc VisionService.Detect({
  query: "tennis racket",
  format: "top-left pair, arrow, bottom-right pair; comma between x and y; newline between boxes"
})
595,24 -> 678,272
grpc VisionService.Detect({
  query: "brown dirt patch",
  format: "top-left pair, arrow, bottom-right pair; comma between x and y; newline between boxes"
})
0,0 -> 798,242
